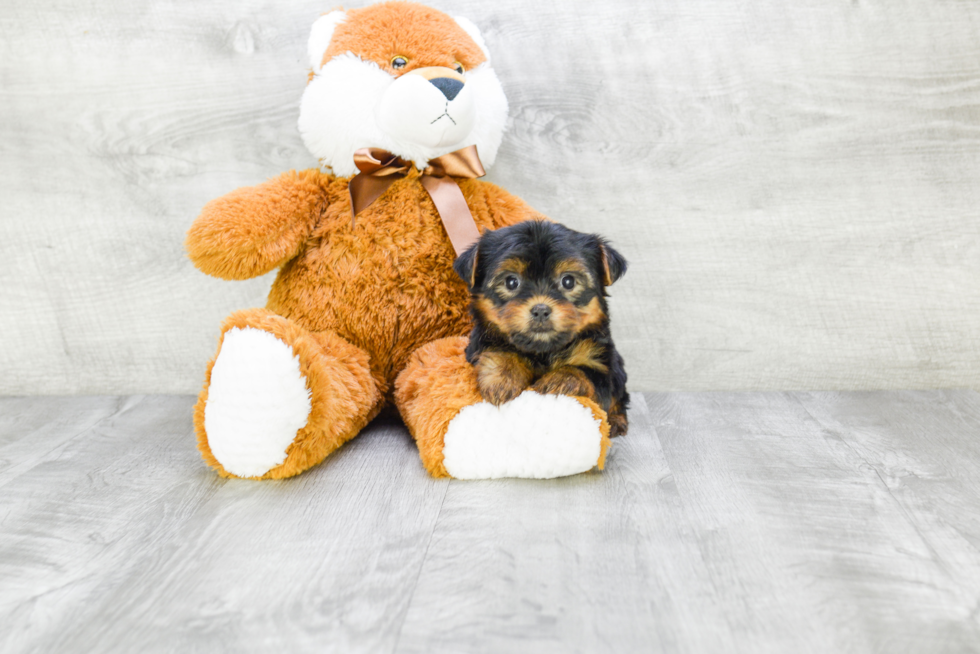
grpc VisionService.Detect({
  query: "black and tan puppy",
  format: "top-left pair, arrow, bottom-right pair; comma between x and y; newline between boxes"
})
454,220 -> 630,437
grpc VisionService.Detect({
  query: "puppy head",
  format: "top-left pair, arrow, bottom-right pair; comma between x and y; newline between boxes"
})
299,2 -> 508,176
455,221 -> 627,355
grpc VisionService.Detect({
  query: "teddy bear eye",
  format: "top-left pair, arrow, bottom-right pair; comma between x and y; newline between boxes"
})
391,56 -> 408,69
454,62 -> 464,75
561,274 -> 576,290
505,275 -> 520,291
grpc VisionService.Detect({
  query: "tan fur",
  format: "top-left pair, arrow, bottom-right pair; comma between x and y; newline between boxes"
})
554,259 -> 589,277
532,366 -> 596,401
475,350 -> 535,406
480,291 -> 604,339
394,337 -> 613,475
600,245 -> 616,287
607,396 -> 628,438
577,296 -> 607,331
496,258 -> 527,275
491,295 -> 586,336
474,295 -> 509,333
321,2 -> 487,74
559,339 -> 609,374
188,2 -> 613,479
188,167 -> 549,477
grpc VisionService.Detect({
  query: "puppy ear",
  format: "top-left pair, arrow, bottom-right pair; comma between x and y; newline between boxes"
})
454,242 -> 480,289
600,241 -> 627,286
308,11 -> 347,73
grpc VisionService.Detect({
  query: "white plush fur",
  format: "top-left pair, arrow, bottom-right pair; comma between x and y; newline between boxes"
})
205,328 -> 312,478
308,11 -> 347,73
453,16 -> 491,61
299,54 -> 508,176
376,72 -> 477,150
442,392 -> 606,480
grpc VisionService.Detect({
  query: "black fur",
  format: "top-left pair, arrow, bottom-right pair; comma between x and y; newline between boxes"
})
455,220 -> 631,436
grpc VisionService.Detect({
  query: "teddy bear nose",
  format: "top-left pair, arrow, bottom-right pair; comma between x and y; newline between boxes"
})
530,304 -> 552,320
429,77 -> 464,101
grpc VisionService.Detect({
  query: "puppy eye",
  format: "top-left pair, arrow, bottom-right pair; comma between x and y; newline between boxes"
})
391,56 -> 408,70
561,275 -> 576,290
505,275 -> 520,291
453,62 -> 464,75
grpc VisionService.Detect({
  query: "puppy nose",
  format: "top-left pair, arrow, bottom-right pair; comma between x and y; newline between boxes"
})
530,304 -> 552,320
429,77 -> 464,101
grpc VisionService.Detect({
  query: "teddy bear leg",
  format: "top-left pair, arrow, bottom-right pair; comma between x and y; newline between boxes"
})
394,337 -> 612,480
194,308 -> 381,480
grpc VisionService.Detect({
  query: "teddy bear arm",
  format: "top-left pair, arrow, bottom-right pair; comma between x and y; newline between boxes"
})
186,170 -> 328,280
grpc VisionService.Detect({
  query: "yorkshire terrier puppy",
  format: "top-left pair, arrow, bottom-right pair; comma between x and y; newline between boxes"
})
454,220 -> 630,437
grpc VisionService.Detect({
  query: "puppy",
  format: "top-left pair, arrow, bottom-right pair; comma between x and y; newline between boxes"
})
454,220 -> 630,437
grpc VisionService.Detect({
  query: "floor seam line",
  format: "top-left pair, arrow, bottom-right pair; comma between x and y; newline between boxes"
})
389,477 -> 451,654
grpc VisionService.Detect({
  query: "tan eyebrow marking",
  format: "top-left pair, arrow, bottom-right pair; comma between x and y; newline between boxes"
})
494,257 -> 527,276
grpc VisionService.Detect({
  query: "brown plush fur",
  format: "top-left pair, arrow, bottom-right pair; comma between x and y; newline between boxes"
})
394,337 -> 612,476
186,170 -> 326,281
194,308 -> 381,479
189,2 -> 614,479
188,167 -> 552,477
322,2 -> 487,74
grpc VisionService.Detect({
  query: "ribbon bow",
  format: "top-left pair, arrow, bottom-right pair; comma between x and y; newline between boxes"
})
348,145 -> 486,255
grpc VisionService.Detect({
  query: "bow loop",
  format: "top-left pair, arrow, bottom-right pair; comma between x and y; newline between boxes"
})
353,148 -> 411,176
422,145 -> 486,179
348,145 -> 485,255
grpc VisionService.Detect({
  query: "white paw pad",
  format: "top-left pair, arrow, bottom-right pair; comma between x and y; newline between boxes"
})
205,327 -> 312,478
442,391 -> 605,480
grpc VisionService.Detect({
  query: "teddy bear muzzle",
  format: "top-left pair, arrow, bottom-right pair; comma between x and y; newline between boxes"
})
375,65 -> 476,149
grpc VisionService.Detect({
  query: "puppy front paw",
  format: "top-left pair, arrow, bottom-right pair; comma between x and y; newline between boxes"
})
476,351 -> 534,406
533,367 -> 596,400
478,377 -> 527,406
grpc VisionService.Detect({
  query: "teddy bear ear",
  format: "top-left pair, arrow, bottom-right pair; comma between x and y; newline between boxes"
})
308,11 -> 347,73
453,16 -> 491,62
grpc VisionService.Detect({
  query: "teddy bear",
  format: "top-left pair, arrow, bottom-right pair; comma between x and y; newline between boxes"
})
186,1 -> 613,480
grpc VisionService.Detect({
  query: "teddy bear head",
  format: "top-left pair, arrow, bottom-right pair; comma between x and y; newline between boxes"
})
299,1 -> 509,178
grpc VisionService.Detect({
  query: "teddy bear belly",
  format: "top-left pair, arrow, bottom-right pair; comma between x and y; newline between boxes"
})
265,249 -> 472,394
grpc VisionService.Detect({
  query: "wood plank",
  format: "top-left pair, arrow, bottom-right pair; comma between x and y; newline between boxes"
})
394,393 -> 735,654
0,398 -> 448,653
794,389 -> 980,646
3,392 -> 980,652
651,390 -> 980,653
0,395 -> 128,488
2,0 -> 980,394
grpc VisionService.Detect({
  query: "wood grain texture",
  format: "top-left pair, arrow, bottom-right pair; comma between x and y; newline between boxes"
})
3,392 -> 980,652
0,396 -> 449,653
1,0 -> 979,393
394,393 -> 737,654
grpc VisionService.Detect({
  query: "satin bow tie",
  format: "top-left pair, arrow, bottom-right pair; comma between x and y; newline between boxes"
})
348,145 -> 485,255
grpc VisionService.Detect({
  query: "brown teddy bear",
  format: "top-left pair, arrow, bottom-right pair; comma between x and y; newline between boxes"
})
186,1 -> 612,480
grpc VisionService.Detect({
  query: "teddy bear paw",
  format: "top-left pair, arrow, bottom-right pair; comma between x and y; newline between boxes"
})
441,391 -> 606,480
204,327 -> 312,478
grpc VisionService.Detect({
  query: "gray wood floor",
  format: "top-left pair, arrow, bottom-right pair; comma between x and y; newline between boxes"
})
2,391 -> 979,653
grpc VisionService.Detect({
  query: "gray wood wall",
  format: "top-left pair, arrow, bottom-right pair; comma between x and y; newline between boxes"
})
2,0 -> 979,395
